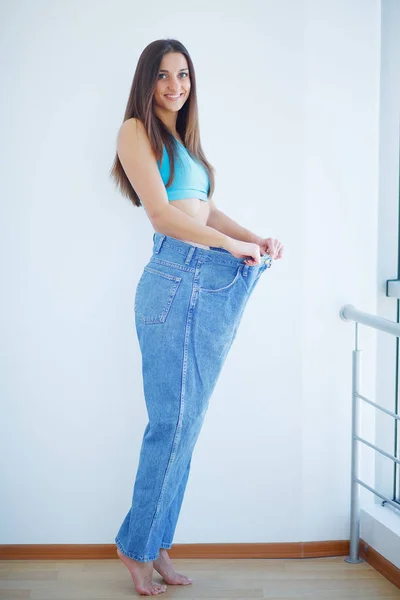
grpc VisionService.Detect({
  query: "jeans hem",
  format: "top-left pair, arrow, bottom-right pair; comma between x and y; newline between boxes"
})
115,536 -> 159,562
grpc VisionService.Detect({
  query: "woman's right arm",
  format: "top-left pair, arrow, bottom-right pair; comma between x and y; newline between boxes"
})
117,119 -> 261,263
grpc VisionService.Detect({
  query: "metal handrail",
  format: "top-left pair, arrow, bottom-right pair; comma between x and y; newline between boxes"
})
340,304 -> 400,564
340,304 -> 400,336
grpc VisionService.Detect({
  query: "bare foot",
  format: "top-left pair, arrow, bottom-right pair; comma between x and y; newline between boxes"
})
117,548 -> 167,596
153,548 -> 193,585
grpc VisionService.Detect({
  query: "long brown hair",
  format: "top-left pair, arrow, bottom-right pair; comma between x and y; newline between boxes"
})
109,38 -> 215,207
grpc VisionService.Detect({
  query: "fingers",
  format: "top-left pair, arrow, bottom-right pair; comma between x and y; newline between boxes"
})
244,250 -> 261,266
265,238 -> 284,260
244,257 -> 260,266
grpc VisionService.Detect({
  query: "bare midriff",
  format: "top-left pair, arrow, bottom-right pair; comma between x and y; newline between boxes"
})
169,197 -> 211,250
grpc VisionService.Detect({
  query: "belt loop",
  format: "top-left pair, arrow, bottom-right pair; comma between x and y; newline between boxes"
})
184,246 -> 196,264
153,233 -> 166,254
242,263 -> 249,277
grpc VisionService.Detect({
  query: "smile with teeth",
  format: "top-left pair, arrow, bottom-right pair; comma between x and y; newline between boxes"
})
165,93 -> 183,100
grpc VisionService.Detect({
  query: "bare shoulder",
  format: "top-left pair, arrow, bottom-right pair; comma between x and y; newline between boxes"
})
116,118 -> 168,218
118,117 -> 149,149
119,116 -> 144,134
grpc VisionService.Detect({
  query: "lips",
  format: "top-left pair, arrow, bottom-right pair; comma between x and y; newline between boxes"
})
165,93 -> 183,100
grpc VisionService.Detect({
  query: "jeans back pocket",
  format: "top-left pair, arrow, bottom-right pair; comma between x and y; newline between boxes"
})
134,266 -> 182,324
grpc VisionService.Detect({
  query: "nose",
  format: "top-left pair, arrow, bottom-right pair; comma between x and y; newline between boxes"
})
167,76 -> 181,92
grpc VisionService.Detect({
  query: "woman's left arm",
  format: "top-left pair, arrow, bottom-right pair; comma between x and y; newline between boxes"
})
206,198 -> 284,260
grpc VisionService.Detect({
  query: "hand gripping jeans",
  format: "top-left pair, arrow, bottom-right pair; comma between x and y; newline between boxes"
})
115,232 -> 272,562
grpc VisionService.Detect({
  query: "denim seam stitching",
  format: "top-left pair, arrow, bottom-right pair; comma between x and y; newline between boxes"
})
140,280 -> 181,323
161,240 -> 244,267
142,272 -> 195,556
144,266 -> 182,282
150,257 -> 196,273
199,264 -> 243,294
135,269 -> 182,324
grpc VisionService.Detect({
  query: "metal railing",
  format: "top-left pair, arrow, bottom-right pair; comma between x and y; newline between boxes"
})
340,304 -> 400,563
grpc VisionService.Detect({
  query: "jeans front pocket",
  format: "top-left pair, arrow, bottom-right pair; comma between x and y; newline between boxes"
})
199,262 -> 244,294
134,266 -> 182,324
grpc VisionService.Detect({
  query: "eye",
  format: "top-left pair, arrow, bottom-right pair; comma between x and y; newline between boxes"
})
158,72 -> 189,79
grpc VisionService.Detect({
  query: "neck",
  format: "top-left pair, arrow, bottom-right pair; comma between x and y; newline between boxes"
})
154,108 -> 178,134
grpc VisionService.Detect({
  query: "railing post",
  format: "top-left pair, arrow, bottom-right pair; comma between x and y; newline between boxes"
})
345,347 -> 364,564
340,305 -> 400,564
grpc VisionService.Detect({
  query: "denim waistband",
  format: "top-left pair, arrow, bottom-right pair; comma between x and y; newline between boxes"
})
152,232 -> 272,268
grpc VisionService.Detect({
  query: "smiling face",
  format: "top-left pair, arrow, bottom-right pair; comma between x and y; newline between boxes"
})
153,52 -> 191,121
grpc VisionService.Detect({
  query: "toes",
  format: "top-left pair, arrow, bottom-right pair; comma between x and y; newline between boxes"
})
151,583 -> 167,594
137,585 -> 166,596
177,574 -> 193,584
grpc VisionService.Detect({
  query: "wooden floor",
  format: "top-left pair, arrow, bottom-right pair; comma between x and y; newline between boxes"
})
1,556 -> 400,599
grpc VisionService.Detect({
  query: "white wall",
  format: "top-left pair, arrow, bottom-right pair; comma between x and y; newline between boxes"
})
303,0 -> 381,542
0,0 -> 381,548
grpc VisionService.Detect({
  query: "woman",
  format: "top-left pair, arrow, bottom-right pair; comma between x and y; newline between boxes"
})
110,38 -> 284,596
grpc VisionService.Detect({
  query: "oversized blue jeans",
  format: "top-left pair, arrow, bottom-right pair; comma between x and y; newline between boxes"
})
115,232 -> 272,562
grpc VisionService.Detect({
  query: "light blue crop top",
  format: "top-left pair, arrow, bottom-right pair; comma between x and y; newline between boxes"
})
158,139 -> 210,201
138,139 -> 210,205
